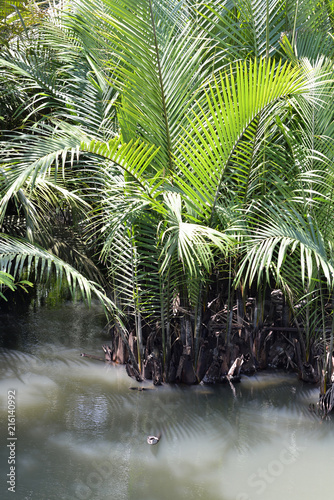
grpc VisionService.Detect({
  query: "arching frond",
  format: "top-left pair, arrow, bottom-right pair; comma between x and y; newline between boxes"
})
0,233 -> 116,312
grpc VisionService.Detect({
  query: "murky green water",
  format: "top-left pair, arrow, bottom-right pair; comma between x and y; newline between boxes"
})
0,301 -> 333,500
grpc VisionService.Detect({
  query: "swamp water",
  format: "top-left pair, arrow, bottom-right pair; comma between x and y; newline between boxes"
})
0,301 -> 333,500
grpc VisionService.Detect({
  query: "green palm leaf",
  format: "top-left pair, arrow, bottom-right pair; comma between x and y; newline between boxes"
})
0,127 -> 161,218
159,192 -> 233,276
175,57 -> 312,222
0,233 -> 116,311
236,202 -> 334,289
73,0 -> 215,175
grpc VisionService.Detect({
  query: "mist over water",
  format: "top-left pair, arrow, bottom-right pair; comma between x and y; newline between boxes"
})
0,301 -> 333,500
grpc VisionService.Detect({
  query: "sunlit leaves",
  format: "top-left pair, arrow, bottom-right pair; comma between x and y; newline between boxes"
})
174,57 -> 311,221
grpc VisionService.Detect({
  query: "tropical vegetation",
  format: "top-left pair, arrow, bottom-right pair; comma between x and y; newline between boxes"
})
1,0 -> 334,393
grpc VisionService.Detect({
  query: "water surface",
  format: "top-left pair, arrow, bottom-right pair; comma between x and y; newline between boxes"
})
0,302 -> 332,500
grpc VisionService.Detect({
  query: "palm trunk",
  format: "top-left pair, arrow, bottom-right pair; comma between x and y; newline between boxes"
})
135,310 -> 143,373
194,292 -> 202,369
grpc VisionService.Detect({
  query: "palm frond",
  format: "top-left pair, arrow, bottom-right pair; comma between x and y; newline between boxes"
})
72,0 -> 215,175
159,192 -> 233,276
0,233 -> 116,312
174,57 -> 312,222
236,202 -> 334,290
0,126 -> 161,218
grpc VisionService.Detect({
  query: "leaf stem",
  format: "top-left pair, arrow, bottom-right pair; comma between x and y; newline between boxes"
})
148,0 -> 173,178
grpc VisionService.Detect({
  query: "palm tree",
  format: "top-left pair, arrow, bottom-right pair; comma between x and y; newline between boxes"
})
2,0 -> 334,384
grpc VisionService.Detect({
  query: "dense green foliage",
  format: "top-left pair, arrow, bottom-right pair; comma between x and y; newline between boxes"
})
2,0 -> 334,382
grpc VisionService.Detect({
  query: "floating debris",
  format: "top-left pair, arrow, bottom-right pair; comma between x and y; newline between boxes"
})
147,432 -> 161,445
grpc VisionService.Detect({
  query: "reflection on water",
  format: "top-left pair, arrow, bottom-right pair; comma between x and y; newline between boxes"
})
0,302 -> 333,500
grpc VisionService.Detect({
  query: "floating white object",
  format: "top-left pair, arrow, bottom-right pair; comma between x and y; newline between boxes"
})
147,433 -> 161,445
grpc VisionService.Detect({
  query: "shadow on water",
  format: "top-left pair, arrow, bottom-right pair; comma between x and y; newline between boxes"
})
0,301 -> 333,500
